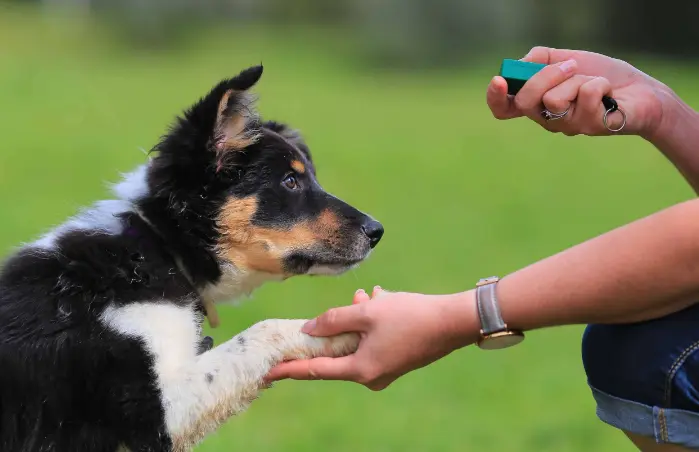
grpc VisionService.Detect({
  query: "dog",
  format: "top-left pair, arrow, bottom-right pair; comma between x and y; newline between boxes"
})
0,65 -> 384,452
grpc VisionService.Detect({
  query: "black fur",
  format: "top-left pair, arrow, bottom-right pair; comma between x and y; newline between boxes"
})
0,65 -> 383,451
0,220 -> 183,451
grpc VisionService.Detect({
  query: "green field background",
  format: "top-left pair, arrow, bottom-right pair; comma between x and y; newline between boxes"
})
2,5 -> 698,451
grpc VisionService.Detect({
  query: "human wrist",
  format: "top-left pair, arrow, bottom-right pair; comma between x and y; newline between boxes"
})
438,290 -> 481,349
642,82 -> 697,145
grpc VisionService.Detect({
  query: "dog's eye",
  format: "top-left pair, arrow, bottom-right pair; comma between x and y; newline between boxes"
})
282,174 -> 298,190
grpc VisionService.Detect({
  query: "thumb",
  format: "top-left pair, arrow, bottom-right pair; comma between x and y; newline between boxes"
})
264,355 -> 359,382
302,304 -> 368,337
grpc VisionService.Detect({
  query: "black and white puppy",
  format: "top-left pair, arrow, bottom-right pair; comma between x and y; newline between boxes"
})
0,66 -> 384,452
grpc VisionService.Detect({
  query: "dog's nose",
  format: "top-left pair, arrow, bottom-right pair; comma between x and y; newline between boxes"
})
361,219 -> 384,249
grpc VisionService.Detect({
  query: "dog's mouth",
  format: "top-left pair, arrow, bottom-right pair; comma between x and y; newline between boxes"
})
306,259 -> 364,276
200,253 -> 367,329
283,250 -> 370,276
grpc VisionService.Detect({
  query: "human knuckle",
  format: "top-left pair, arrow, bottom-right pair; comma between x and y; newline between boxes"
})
578,81 -> 597,98
322,308 -> 339,327
357,303 -> 373,323
542,93 -> 564,112
306,364 -> 321,380
541,91 -> 554,104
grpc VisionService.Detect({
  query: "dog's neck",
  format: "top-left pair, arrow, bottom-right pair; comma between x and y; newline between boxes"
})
114,165 -> 283,321
177,252 -> 282,329
131,204 -> 281,329
199,262 -> 283,305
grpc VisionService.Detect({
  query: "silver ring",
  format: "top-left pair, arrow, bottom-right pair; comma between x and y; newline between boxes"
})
603,107 -> 627,133
541,105 -> 570,121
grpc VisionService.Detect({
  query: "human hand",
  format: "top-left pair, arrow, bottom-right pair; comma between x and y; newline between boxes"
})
487,46 -> 672,139
264,287 -> 479,391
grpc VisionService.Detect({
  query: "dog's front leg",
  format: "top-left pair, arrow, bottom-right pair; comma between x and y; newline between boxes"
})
162,319 -> 359,452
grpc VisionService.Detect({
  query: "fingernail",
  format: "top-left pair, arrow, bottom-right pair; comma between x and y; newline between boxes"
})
559,59 -> 577,74
355,288 -> 366,295
302,319 -> 316,334
374,285 -> 382,291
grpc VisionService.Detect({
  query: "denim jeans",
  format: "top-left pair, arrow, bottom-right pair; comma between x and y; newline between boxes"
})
582,303 -> 699,448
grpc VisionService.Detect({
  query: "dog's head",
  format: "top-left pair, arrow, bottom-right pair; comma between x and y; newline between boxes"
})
139,66 -> 383,296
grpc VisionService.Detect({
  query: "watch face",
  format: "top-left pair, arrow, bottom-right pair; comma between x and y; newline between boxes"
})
477,331 -> 525,350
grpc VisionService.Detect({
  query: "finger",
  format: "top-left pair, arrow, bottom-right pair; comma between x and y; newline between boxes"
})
521,46 -> 578,65
353,289 -> 370,305
487,76 -> 522,120
576,76 -> 613,132
541,75 -> 597,114
302,304 -> 368,337
371,285 -> 385,299
515,59 -> 578,114
536,75 -> 614,136
536,75 -> 595,134
264,356 -> 358,382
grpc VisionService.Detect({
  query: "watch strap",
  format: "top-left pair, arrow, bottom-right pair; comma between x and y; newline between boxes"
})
476,277 -> 507,335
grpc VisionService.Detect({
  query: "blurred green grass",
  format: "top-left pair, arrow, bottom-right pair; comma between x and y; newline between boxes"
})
2,4 -> 698,451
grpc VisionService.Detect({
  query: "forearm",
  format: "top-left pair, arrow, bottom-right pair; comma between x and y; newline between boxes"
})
645,85 -> 699,194
447,199 -> 699,338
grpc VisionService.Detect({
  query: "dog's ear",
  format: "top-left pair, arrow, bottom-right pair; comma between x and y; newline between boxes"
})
181,66 -> 264,168
263,120 -> 314,171
212,70 -> 263,154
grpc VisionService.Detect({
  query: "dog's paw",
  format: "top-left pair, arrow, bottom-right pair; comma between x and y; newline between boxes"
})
295,328 -> 360,360
242,319 -> 360,362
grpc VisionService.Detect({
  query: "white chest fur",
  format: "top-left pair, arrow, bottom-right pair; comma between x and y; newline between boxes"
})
100,302 -> 202,382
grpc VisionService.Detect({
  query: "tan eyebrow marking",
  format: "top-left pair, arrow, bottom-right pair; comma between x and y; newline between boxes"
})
290,160 -> 306,174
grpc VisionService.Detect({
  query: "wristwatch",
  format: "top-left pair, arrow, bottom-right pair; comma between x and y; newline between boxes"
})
475,276 -> 525,350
